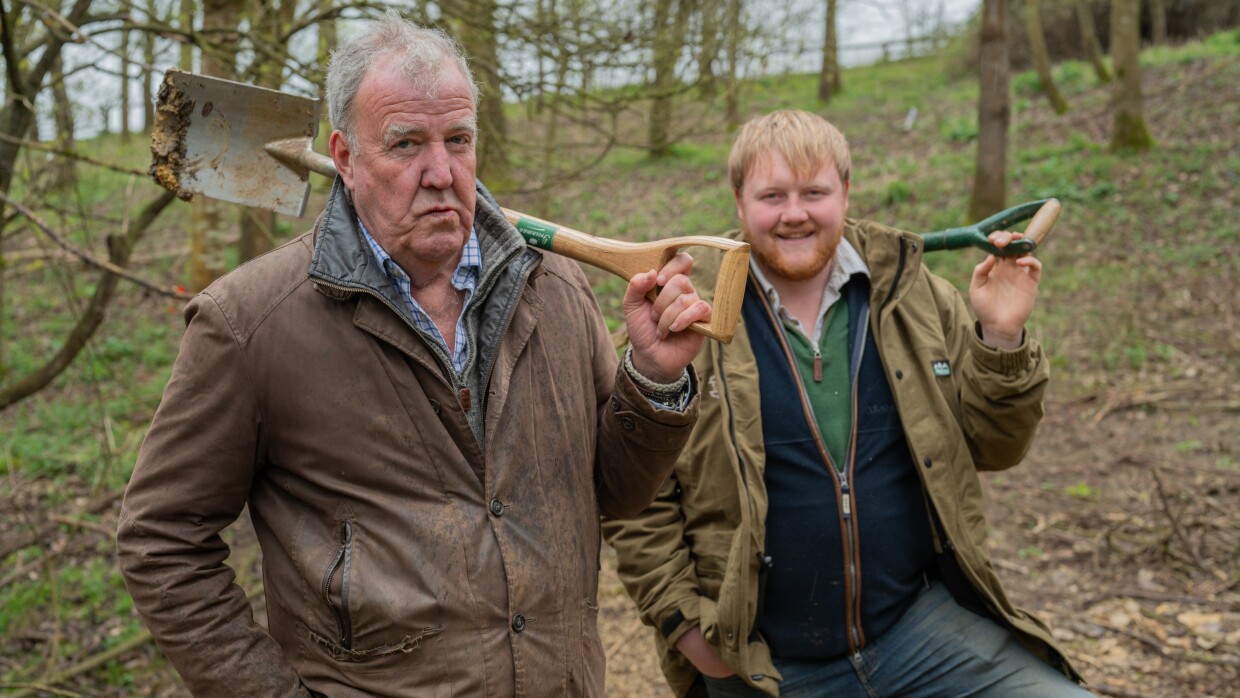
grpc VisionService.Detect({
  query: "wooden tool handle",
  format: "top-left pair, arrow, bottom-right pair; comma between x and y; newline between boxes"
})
502,209 -> 749,344
1023,198 -> 1061,246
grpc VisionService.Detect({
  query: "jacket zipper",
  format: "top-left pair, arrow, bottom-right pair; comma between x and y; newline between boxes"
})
757,281 -> 872,655
322,520 -> 354,649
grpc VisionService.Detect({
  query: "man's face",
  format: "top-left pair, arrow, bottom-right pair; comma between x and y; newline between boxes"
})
735,152 -> 849,283
329,59 -> 477,280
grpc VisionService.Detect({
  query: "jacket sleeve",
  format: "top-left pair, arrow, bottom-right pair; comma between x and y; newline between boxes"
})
935,274 -> 1050,471
601,471 -> 706,649
564,260 -> 700,520
116,294 -> 311,698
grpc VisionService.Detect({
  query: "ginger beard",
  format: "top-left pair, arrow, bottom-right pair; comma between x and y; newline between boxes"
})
743,219 -> 840,282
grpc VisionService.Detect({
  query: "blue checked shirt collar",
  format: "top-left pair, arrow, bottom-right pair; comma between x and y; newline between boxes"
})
357,218 -> 481,374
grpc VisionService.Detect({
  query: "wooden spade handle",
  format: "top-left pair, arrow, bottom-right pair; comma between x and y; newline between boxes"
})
1022,198 -> 1061,246
502,209 -> 749,344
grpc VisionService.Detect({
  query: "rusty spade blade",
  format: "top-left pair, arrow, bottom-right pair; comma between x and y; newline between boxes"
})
148,69 -> 750,343
151,69 -> 323,217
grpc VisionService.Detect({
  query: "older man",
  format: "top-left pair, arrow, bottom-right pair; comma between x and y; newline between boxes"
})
117,11 -> 709,697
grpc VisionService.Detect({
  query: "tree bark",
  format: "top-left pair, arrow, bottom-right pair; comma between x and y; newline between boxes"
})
189,0 -> 242,291
817,0 -> 841,102
968,0 -> 1010,221
697,0 -> 722,97
649,0 -> 691,157
724,0 -> 742,129
120,21 -> 131,143
142,0 -> 157,133
1024,0 -> 1068,114
1148,0 -> 1167,46
180,0 -> 195,70
1075,0 -> 1111,83
1110,0 -> 1154,151
449,0 -> 512,189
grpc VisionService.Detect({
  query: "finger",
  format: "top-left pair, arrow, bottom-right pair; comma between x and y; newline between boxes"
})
649,272 -> 696,321
624,270 -> 659,315
656,251 -> 694,287
972,254 -> 997,285
987,230 -> 1015,249
659,296 -> 711,338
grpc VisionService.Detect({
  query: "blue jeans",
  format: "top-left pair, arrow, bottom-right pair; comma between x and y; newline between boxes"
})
703,581 -> 1092,698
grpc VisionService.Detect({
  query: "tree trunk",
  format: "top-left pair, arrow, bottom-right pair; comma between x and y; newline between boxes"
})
450,0 -> 512,189
649,0 -> 691,157
142,0 -> 157,133
1148,0 -> 1167,45
120,23 -> 131,143
1075,0 -> 1111,83
697,0 -> 722,97
817,0 -> 840,103
189,0 -> 242,291
51,56 -> 77,188
723,0 -> 742,129
1024,0 -> 1068,114
1110,0 -> 1154,151
180,0 -> 195,70
968,0 -> 1010,221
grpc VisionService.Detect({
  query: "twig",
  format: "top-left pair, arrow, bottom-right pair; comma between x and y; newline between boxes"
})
0,191 -> 190,300
0,133 -> 148,177
47,514 -> 115,538
5,630 -> 154,698
0,491 -> 122,559
1149,465 -> 1204,569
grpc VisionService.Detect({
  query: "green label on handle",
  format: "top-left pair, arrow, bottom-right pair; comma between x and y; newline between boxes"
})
515,218 -> 556,250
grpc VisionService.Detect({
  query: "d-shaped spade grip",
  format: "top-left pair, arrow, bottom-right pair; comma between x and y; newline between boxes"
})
921,199 -> 1062,256
503,209 -> 749,344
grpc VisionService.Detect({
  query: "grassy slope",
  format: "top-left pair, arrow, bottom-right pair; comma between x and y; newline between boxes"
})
1,28 -> 1237,695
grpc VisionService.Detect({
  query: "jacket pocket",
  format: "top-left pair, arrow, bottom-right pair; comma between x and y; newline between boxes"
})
321,520 -> 355,650
310,520 -> 445,666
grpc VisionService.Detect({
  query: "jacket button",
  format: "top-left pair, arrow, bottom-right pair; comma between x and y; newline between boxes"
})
619,416 -> 636,431
610,395 -> 621,412
489,498 -> 504,517
511,614 -> 526,633
923,457 -> 933,468
429,399 -> 441,415
895,370 -> 904,379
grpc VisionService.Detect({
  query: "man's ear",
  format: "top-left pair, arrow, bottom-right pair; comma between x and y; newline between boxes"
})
842,180 -> 850,216
328,131 -> 354,188
734,188 -> 745,225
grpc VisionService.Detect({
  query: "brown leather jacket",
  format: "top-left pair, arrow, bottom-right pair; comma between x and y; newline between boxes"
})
117,181 -> 698,697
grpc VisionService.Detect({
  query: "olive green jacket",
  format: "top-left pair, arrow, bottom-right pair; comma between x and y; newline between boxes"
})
602,221 -> 1079,696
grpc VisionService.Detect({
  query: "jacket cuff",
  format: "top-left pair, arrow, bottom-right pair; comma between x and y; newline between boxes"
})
970,322 -> 1041,376
659,596 -> 702,649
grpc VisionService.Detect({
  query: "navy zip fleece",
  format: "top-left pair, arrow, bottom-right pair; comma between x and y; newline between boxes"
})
750,275 -> 935,660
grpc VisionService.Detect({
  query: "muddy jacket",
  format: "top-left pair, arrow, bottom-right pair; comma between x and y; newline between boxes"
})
116,181 -> 698,698
602,221 -> 1080,696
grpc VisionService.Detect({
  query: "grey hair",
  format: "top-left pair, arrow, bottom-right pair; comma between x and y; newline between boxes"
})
325,9 -> 479,148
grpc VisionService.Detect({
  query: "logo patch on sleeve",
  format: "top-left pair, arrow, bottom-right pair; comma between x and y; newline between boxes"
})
931,359 -> 952,377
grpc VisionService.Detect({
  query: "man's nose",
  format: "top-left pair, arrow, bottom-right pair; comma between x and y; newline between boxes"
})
419,143 -> 454,189
781,197 -> 809,223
